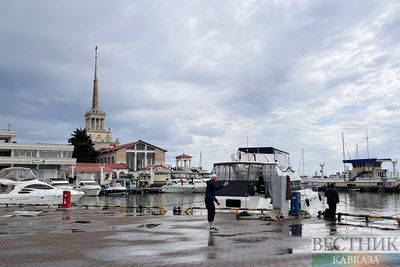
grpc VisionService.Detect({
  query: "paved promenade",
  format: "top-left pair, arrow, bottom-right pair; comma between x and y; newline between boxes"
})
0,207 -> 398,266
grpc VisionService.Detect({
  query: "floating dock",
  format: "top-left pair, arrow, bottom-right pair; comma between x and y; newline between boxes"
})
305,180 -> 400,192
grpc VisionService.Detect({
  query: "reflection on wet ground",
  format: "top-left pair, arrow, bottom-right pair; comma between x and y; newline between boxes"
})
0,191 -> 399,265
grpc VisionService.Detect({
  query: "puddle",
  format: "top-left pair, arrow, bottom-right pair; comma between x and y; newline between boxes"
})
289,224 -> 302,237
71,229 -> 85,233
275,248 -> 293,255
137,223 -> 160,229
233,236 -> 269,243
3,211 -> 42,217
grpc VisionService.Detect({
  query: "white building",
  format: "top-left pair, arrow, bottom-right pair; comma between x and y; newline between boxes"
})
0,130 -> 76,178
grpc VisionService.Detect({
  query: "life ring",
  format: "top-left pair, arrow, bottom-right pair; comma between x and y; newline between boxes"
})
306,198 -> 310,207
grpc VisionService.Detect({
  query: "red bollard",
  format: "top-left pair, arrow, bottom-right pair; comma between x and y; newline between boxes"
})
62,190 -> 71,208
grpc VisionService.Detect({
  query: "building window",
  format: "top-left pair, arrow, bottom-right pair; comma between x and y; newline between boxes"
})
137,152 -> 145,170
136,143 -> 145,150
146,146 -> 155,151
147,153 -> 155,166
127,152 -> 135,171
14,150 -> 37,157
63,151 -> 72,158
39,151 -> 61,158
112,156 -> 114,163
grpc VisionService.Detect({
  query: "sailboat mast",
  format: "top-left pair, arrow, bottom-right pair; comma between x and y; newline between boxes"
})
302,148 -> 305,176
342,132 -> 346,179
366,129 -> 369,160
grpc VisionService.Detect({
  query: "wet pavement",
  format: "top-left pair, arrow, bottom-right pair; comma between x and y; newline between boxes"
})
0,207 -> 399,266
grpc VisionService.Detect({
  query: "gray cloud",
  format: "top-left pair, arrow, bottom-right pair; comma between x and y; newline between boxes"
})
1,0 -> 400,173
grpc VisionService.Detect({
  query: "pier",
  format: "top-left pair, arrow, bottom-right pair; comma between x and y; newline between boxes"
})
0,205 -> 399,266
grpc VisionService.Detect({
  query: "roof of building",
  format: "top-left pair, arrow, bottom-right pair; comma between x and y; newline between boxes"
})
98,139 -> 167,153
343,158 -> 392,164
176,153 -> 192,158
67,163 -> 129,172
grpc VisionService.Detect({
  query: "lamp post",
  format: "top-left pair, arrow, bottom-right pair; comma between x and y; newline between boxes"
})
99,164 -> 105,186
71,165 -> 76,181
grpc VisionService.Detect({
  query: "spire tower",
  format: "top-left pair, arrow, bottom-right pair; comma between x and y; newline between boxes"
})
84,46 -> 117,150
92,46 -> 99,109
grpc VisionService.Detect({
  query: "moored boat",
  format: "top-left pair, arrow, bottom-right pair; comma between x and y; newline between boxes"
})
212,147 -> 319,211
0,167 -> 84,204
161,179 -> 194,193
104,182 -> 127,196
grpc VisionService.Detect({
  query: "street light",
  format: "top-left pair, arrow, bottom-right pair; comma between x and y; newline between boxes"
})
98,163 -> 106,186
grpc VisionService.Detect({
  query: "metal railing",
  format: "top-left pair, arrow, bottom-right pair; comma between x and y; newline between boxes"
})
0,203 -> 168,215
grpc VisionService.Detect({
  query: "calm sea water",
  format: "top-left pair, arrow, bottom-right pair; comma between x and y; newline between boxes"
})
77,191 -> 400,217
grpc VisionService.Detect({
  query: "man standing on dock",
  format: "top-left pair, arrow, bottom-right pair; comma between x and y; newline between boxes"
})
205,174 -> 229,232
325,183 -> 339,221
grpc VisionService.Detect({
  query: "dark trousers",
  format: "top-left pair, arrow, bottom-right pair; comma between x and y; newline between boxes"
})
328,203 -> 337,221
205,198 -> 215,222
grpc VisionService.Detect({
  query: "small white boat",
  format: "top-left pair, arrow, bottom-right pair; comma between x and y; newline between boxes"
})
76,181 -> 101,196
0,167 -> 84,204
192,179 -> 207,193
104,182 -> 127,196
48,178 -> 74,191
75,174 -> 102,196
161,179 -> 194,193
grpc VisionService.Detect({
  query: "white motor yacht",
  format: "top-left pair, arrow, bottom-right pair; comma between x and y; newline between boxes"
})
212,147 -> 319,212
0,167 -> 84,204
104,182 -> 127,196
161,179 -> 194,193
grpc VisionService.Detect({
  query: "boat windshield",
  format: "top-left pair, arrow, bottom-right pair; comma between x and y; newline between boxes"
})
213,163 -> 277,181
0,167 -> 36,181
83,182 -> 98,186
236,147 -> 290,171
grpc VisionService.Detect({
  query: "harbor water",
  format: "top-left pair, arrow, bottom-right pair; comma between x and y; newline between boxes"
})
77,191 -> 400,218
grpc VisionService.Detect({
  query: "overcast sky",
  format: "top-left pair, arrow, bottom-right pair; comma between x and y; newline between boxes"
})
1,0 -> 400,175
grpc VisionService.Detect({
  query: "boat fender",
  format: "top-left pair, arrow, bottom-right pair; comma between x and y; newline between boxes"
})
305,198 -> 310,207
286,175 -> 292,200
318,194 -> 322,201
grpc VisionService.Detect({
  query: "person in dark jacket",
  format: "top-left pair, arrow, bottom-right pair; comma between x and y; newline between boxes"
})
205,174 -> 229,231
324,183 -> 339,221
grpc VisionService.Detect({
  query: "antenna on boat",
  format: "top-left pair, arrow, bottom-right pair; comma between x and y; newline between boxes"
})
342,132 -> 346,180
302,148 -> 305,176
366,129 -> 370,160
199,151 -> 202,169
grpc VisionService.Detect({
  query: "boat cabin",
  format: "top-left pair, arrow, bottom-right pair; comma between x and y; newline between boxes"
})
213,147 -> 301,199
343,158 -> 391,181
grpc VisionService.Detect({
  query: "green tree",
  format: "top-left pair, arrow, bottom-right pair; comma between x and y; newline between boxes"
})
68,128 -> 99,163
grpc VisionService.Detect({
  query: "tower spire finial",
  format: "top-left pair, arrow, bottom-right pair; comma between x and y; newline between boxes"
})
92,46 -> 99,109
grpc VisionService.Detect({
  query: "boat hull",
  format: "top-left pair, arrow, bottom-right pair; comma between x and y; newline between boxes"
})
161,186 -> 194,194
192,185 -> 206,193
0,190 -> 84,205
104,190 -> 127,196
82,189 -> 101,196
216,189 -> 319,211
